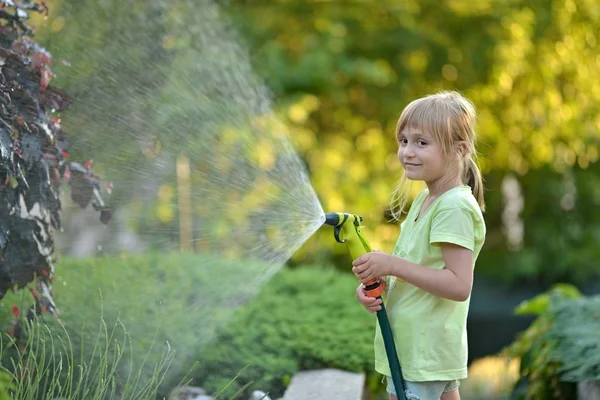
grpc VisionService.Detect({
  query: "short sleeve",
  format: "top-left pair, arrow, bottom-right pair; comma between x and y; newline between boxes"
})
429,207 -> 475,251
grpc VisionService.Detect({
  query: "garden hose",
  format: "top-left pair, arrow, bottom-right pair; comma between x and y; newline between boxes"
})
323,212 -> 407,400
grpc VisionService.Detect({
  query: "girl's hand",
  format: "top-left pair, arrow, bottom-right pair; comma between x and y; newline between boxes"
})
352,251 -> 393,284
356,280 -> 387,313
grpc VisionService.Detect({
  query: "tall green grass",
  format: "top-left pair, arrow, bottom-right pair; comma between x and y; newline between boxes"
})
0,314 -> 180,399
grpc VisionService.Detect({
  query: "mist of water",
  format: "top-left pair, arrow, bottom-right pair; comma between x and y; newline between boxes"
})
39,0 -> 324,388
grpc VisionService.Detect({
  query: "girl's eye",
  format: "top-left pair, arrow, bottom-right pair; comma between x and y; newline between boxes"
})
399,137 -> 408,144
417,140 -> 428,146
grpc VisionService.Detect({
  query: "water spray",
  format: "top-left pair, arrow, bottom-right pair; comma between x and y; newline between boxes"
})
323,212 -> 407,400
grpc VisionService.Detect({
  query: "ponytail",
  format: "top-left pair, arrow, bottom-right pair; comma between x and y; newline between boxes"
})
464,158 -> 485,212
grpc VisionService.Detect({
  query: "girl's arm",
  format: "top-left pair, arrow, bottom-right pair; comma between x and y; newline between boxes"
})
352,244 -> 474,302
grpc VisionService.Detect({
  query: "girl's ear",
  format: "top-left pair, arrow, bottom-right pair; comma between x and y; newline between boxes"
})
456,141 -> 468,157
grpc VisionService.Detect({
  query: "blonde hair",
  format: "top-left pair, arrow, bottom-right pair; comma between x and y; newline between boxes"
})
389,91 -> 485,220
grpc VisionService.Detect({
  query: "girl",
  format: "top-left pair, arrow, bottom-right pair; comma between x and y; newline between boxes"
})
352,91 -> 486,400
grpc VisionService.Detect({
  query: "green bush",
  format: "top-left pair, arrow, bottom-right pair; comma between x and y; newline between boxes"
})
192,265 -> 376,398
501,283 -> 598,400
548,295 -> 600,382
48,252 -> 283,394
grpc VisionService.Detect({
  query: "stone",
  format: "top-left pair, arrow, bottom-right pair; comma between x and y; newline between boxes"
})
282,369 -> 365,400
579,381 -> 600,400
169,385 -> 213,400
250,390 -> 272,400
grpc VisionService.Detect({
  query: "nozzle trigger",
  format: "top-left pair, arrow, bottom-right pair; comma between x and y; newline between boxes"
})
333,225 -> 346,243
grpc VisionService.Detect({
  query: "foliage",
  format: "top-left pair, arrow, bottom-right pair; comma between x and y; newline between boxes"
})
0,318 -> 175,399
193,265 -> 375,399
0,252 -> 304,396
0,253 -> 374,398
0,368 -> 14,400
548,295 -> 600,382
23,0 -> 600,287
502,283 -> 581,400
46,252 -> 276,395
0,0 -> 110,323
477,166 -> 600,287
224,0 -> 600,288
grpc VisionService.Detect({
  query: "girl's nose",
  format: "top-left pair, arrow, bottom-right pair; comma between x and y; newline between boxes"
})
402,144 -> 415,158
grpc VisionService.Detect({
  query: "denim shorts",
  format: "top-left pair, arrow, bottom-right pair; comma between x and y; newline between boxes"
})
385,376 -> 460,400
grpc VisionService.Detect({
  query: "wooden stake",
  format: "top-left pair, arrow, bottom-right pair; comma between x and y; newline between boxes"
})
177,154 -> 193,252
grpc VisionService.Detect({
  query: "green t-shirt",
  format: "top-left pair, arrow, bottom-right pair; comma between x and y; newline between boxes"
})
374,185 -> 486,382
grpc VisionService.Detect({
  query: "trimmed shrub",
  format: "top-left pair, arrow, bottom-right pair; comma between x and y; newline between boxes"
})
192,265 -> 375,398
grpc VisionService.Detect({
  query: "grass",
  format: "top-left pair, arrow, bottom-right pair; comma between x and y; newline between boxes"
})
0,313 -> 180,399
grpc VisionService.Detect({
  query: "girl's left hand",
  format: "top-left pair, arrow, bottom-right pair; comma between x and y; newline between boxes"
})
352,251 -> 393,284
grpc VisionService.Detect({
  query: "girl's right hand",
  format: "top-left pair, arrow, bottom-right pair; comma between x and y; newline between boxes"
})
356,279 -> 387,314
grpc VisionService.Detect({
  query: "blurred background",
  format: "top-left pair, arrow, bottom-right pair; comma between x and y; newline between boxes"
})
39,0 -> 600,289
1,0 -> 598,399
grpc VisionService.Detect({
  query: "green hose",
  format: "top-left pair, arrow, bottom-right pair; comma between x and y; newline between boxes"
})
322,213 -> 407,399
377,298 -> 406,399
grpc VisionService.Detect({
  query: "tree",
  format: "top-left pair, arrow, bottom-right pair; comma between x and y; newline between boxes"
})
227,0 -> 600,286
26,0 -> 600,286
0,0 -> 110,326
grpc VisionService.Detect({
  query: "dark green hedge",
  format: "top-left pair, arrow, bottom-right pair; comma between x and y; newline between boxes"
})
191,265 -> 376,398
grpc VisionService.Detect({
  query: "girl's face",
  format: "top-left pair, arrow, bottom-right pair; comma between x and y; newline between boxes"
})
397,127 -> 448,184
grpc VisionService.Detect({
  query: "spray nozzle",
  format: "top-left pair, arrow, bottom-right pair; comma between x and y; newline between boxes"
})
323,212 -> 343,227
323,212 -> 363,226
323,212 -> 364,243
